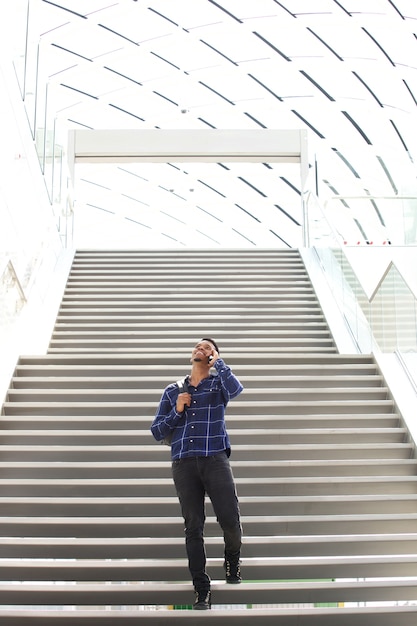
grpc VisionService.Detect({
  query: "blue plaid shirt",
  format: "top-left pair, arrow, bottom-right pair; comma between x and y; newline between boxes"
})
151,358 -> 243,460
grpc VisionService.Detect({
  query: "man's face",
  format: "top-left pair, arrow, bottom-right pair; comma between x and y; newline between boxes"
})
190,340 -> 215,363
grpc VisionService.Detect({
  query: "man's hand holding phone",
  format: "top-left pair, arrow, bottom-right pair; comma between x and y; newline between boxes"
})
208,350 -> 219,366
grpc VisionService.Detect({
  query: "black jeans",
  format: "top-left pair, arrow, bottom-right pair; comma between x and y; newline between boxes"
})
172,451 -> 242,592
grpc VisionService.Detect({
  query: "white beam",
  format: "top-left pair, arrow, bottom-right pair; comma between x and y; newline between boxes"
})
69,129 -> 307,164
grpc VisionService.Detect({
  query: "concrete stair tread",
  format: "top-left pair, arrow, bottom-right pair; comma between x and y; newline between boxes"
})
51,328 -> 331,335
0,493 -> 415,504
0,458 -> 414,469
2,399 -> 396,407
0,475 -> 414,485
9,376 -> 386,390
0,606 -> 416,626
1,555 -> 417,583
1,511 -> 416,528
2,538 -> 417,559
0,414 -> 399,424
0,426 -> 403,434
1,513 -> 417,538
3,531 -> 417,545
46,343 -> 336,349
6,386 -> 391,396
16,353 -> 377,362
0,479 -> 413,498
46,347 -> 337,354
53,320 -> 328,327
1,443 -> 413,448
0,580 -> 417,611
0,458 -> 414,478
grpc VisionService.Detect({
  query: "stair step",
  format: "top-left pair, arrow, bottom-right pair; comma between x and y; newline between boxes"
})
0,458 -> 414,478
1,532 -> 416,559
0,554 -> 416,581
1,513 -> 417,537
46,346 -> 338,354
0,428 -> 407,445
12,388 -> 391,403
13,364 -> 381,378
55,325 -> 326,336
0,443 -> 411,461
46,344 -> 337,354
0,414 -> 400,429
9,375 -> 387,389
50,329 -> 332,340
1,400 -> 397,416
0,475 -> 415,497
15,353 -> 376,365
0,494 -> 415,516
0,606 -> 416,625
0,580 -> 416,609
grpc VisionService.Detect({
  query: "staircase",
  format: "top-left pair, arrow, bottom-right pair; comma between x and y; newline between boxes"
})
0,248 -> 417,625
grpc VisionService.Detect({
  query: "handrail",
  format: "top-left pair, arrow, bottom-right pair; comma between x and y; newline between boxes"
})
396,350 -> 417,396
324,195 -> 417,204
367,261 -> 394,302
0,258 -> 27,303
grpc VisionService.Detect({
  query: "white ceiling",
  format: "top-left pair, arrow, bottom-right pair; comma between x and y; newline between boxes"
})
20,0 -> 417,248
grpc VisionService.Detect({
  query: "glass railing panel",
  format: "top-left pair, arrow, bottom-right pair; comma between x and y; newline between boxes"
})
371,264 -> 417,352
313,247 -> 376,353
306,190 -> 417,355
313,245 -> 417,355
321,196 -> 417,247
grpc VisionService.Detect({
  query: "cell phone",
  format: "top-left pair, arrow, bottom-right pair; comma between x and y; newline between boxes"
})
208,355 -> 213,363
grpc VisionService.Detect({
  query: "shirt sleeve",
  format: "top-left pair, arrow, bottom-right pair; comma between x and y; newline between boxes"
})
150,385 -> 184,442
214,358 -> 244,403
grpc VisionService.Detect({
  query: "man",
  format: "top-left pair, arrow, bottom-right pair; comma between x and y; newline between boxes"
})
151,338 -> 243,610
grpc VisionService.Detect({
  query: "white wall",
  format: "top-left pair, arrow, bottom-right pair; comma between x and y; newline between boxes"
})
0,39 -> 73,404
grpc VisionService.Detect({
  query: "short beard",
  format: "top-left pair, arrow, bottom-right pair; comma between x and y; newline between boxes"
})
193,357 -> 203,362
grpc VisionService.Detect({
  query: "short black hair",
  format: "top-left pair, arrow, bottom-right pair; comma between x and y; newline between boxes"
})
201,337 -> 220,354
